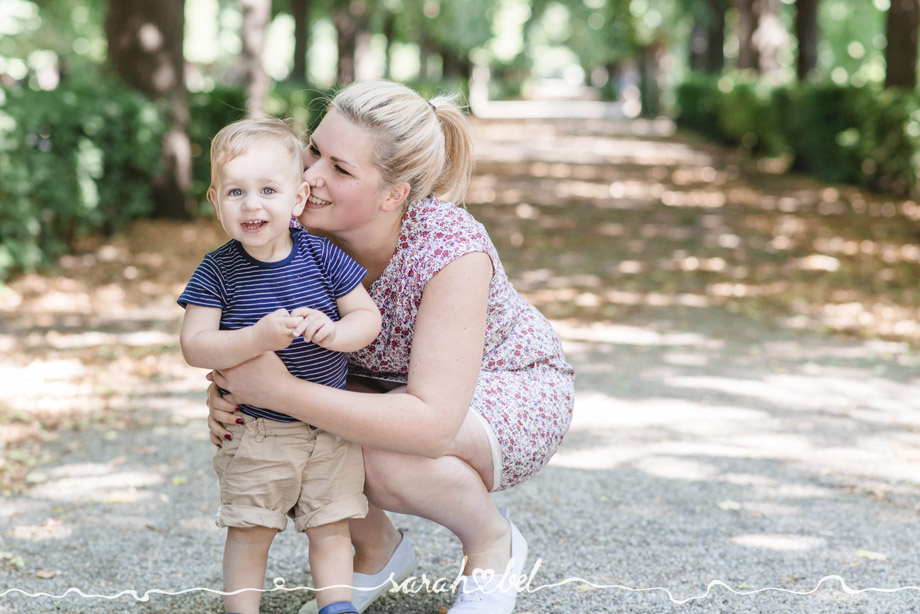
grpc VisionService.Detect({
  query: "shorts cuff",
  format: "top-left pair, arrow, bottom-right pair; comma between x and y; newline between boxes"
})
293,494 -> 368,532
216,504 -> 288,531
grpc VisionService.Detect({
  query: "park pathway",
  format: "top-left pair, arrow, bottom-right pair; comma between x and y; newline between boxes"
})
1,111 -> 919,614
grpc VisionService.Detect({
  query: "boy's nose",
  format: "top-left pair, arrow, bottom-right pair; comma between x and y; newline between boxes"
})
241,195 -> 262,210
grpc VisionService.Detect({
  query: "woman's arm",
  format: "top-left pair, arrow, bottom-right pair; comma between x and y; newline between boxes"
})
212,251 -> 493,457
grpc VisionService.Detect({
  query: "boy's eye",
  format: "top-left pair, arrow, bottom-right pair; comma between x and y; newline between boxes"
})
308,144 -> 319,156
228,188 -> 242,197
262,187 -> 276,195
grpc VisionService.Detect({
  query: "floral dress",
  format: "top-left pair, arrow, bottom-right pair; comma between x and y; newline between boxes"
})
348,197 -> 575,491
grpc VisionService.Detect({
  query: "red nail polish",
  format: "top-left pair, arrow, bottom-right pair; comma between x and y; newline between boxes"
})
224,433 -> 232,441
236,418 -> 245,425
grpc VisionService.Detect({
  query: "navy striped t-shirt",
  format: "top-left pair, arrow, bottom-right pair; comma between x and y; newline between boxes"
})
178,229 -> 367,422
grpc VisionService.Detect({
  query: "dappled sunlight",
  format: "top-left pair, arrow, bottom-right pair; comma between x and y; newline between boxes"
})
555,320 -> 724,349
8,518 -> 73,541
555,309 -> 920,500
27,461 -> 164,504
731,534 -> 828,552
468,116 -> 920,345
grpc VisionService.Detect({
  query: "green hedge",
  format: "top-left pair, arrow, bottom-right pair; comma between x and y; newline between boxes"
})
0,75 -> 164,279
0,78 -> 484,282
676,74 -> 920,196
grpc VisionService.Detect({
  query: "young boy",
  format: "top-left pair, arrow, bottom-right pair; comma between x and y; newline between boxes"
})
178,118 -> 381,614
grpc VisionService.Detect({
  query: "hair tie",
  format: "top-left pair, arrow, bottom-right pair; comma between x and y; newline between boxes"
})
428,101 -> 437,116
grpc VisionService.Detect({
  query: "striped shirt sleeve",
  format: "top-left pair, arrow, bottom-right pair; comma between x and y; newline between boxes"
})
177,252 -> 227,310
311,235 -> 367,299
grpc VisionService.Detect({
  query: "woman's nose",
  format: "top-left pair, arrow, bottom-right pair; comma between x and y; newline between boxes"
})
303,163 -> 324,186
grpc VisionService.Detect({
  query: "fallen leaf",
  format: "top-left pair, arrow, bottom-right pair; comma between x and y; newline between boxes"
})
855,550 -> 888,562
718,500 -> 742,511
35,569 -> 57,579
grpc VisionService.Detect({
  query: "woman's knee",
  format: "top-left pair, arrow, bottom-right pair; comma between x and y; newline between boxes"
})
362,447 -> 485,512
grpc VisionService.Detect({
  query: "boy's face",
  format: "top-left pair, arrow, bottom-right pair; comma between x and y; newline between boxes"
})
209,141 -> 308,261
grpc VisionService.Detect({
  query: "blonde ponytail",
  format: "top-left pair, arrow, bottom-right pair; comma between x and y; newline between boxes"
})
329,80 -> 474,206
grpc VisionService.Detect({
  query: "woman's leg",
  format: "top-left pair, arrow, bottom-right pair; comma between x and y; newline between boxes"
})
350,412 -> 511,575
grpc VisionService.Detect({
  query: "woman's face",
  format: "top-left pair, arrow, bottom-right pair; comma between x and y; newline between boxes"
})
299,109 -> 391,237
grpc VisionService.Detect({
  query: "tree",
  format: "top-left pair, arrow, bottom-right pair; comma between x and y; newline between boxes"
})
239,0 -> 272,114
689,0 -> 727,73
795,0 -> 819,81
754,0 -> 786,80
736,0 -> 760,70
105,0 -> 192,219
290,0 -> 312,83
885,0 -> 919,88
332,0 -> 370,84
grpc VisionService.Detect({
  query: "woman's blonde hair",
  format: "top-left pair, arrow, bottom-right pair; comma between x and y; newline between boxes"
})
328,80 -> 473,206
209,117 -> 304,191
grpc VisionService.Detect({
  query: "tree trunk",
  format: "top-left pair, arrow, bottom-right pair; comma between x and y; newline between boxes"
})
689,0 -> 726,73
885,0 -> 919,89
333,0 -> 368,84
735,0 -> 760,71
105,0 -> 192,219
240,0 -> 271,115
291,0 -> 310,83
382,11 -> 396,79
753,0 -> 785,80
795,0 -> 819,81
638,44 -> 660,117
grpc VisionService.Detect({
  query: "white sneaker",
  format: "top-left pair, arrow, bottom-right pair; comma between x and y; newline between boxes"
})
298,529 -> 417,614
448,509 -> 528,614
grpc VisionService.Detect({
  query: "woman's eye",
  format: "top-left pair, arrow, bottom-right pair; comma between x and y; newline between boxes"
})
334,165 -> 351,177
308,144 -> 319,156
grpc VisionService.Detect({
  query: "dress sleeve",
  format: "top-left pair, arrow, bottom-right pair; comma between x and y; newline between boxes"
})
177,253 -> 227,309
412,204 -> 493,284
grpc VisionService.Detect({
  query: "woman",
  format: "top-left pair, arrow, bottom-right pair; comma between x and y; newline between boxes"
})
207,80 -> 574,614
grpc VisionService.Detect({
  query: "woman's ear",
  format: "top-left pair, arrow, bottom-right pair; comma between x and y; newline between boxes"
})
382,182 -> 411,212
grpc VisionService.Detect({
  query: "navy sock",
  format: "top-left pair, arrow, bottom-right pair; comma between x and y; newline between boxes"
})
318,601 -> 358,614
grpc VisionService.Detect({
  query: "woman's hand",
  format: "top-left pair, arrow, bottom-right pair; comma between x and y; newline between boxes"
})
205,379 -> 240,446
208,350 -> 293,420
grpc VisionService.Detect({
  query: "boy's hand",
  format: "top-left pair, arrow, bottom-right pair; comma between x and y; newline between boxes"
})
290,307 -> 337,348
253,308 -> 303,351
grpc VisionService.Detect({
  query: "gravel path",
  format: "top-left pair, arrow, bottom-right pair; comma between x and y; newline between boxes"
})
2,111 -> 919,614
2,303 -> 918,614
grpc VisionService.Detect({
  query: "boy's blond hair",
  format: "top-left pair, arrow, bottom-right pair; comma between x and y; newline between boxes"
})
209,117 -> 305,191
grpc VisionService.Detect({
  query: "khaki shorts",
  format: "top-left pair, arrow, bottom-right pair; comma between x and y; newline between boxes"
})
213,416 -> 367,532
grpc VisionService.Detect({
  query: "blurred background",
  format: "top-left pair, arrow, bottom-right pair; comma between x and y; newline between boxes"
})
1,0 -> 918,284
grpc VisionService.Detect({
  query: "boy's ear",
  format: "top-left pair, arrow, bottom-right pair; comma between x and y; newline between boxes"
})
382,182 -> 410,213
292,181 -> 309,216
207,187 -> 221,219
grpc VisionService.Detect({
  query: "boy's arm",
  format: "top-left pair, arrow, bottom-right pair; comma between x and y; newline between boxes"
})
180,305 -> 304,369
292,285 -> 381,353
